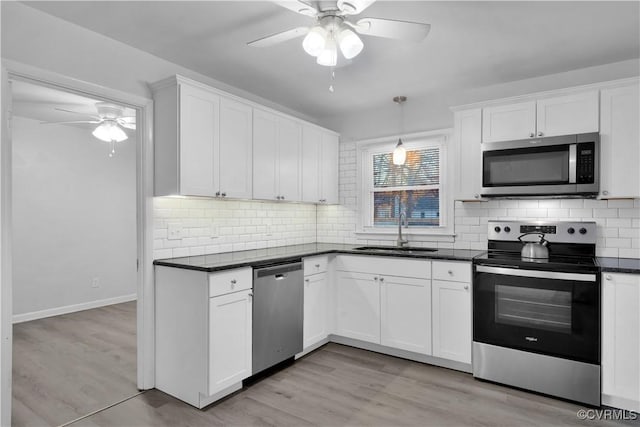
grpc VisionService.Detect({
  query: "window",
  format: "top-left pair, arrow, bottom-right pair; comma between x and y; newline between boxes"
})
359,134 -> 451,235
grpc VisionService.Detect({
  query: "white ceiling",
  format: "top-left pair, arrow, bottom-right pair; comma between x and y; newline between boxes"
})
23,1 -> 640,120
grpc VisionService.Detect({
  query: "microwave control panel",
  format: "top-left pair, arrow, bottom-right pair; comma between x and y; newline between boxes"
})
576,142 -> 595,184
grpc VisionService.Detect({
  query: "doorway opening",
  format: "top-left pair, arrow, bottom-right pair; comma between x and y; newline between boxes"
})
10,78 -> 140,426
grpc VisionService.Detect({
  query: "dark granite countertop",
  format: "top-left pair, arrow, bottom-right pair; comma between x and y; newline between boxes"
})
153,243 -> 484,272
597,257 -> 640,274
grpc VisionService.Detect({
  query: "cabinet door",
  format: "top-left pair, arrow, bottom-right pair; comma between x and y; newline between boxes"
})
453,109 -> 483,200
536,90 -> 598,136
179,83 -> 219,196
432,280 -> 471,364
219,97 -> 253,199
277,117 -> 302,201
301,125 -> 322,203
303,273 -> 328,348
208,289 -> 252,395
320,132 -> 339,204
536,91 -> 599,138
600,83 -> 640,199
602,273 -> 640,412
380,276 -> 431,355
335,271 -> 380,343
482,101 -> 536,143
252,109 -> 279,200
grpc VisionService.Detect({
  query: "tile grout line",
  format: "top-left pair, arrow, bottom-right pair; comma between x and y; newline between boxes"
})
59,390 -> 147,427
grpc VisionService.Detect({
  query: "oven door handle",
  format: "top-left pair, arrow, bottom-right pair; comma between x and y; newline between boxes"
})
475,265 -> 596,282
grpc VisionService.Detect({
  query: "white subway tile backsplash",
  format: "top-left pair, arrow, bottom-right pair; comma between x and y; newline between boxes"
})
560,199 -> 584,208
569,208 -> 593,218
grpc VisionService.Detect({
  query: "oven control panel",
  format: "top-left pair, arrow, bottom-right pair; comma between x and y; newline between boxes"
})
488,220 -> 596,244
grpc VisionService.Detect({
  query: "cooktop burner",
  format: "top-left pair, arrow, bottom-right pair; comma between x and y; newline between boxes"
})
474,251 -> 598,272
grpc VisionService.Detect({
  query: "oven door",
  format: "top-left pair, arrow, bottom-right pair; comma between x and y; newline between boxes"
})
473,265 -> 599,364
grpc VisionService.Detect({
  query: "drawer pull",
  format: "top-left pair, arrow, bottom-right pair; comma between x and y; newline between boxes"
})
605,275 -> 612,281
448,270 -> 453,275
374,276 -> 378,281
315,264 -> 320,268
464,285 -> 469,290
230,279 -> 237,284
305,278 -> 310,283
379,277 -> 385,282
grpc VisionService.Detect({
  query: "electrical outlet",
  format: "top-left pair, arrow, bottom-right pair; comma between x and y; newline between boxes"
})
91,277 -> 100,288
168,223 -> 183,240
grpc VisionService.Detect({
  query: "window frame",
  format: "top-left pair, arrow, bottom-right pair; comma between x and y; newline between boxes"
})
356,129 -> 455,239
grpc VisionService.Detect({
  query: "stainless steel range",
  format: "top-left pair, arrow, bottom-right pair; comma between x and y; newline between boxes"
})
472,220 -> 600,406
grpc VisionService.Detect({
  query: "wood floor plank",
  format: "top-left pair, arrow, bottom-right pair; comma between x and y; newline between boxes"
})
70,343 -> 634,427
12,301 -> 138,427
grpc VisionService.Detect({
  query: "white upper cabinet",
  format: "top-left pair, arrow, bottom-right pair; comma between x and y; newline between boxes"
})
482,101 -> 536,143
599,82 -> 640,199
152,76 -> 252,198
219,97 -> 253,199
481,91 -> 599,143
253,109 -> 302,202
302,125 -> 339,204
536,91 -> 599,137
453,108 -> 483,201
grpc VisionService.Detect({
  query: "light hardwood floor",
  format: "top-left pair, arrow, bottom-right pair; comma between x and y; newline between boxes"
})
12,301 -> 137,427
73,343 -> 634,427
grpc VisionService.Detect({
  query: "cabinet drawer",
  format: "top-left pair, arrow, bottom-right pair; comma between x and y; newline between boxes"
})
432,261 -> 471,283
209,267 -> 252,297
335,255 -> 430,279
304,256 -> 328,275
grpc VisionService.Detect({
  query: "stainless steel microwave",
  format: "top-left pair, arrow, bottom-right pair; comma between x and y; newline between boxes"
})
481,133 -> 599,197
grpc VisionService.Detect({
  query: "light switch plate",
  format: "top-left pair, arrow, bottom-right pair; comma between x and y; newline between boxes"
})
168,223 -> 183,240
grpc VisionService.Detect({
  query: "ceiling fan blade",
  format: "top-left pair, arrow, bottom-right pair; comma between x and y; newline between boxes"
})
40,120 -> 101,125
247,27 -> 309,47
352,17 -> 431,42
54,107 -> 101,120
273,0 -> 318,17
117,117 -> 137,130
337,0 -> 376,15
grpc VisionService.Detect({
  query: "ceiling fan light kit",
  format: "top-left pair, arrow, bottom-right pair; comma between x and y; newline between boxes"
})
91,120 -> 128,143
249,1 -> 430,68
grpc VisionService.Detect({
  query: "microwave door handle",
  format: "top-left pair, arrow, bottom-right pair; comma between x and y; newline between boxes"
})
569,144 -> 577,184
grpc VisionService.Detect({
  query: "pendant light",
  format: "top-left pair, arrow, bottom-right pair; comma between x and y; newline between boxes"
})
392,96 -> 407,165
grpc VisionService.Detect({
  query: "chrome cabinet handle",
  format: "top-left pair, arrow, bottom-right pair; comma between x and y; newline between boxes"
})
374,276 -> 378,281
537,131 -> 543,137
315,264 -> 320,268
605,275 -> 612,281
221,192 -> 226,197
529,132 -> 535,138
464,285 -> 469,290
602,190 -> 609,196
379,277 -> 385,282
215,191 -> 221,196
448,270 -> 453,275
281,195 -> 285,200
248,292 -> 253,298
305,278 -> 310,283
474,194 -> 479,199
230,279 -> 237,284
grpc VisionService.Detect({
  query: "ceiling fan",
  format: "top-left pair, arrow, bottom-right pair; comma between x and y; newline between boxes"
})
248,0 -> 431,67
41,102 -> 136,157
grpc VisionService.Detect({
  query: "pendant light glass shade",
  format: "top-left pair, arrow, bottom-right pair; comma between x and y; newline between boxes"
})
393,139 -> 406,165
337,28 -> 363,59
302,26 -> 327,57
92,120 -> 128,143
317,38 -> 338,67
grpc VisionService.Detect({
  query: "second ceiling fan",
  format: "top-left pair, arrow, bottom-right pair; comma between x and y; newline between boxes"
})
248,0 -> 431,67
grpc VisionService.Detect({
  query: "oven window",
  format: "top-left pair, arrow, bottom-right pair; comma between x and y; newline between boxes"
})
484,146 -> 569,186
495,285 -> 572,333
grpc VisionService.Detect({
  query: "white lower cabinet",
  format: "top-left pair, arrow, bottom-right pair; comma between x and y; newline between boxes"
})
208,289 -> 252,396
303,272 -> 328,349
381,275 -> 431,355
155,266 -> 252,408
335,271 -> 381,343
431,261 -> 472,364
602,272 -> 640,412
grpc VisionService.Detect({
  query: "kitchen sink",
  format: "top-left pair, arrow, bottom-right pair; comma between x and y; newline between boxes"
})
354,246 -> 438,253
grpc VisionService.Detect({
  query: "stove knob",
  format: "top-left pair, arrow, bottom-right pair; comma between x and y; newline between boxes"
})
494,226 -> 501,233
504,226 -> 511,233
579,228 -> 587,235
567,227 -> 575,234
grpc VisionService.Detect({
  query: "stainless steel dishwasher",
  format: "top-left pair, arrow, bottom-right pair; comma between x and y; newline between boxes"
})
252,261 -> 303,375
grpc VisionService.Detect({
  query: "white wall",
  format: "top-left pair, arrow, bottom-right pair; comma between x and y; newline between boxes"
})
152,197 -> 317,260
12,116 -> 137,317
317,141 -> 640,259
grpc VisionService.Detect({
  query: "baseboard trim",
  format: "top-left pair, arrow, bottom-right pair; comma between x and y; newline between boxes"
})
12,293 -> 137,324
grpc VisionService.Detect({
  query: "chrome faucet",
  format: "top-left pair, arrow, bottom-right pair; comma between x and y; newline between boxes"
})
397,211 -> 409,247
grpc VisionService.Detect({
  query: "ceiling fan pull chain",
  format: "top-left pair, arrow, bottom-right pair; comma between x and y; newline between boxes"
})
329,68 -> 336,93
109,140 -> 116,158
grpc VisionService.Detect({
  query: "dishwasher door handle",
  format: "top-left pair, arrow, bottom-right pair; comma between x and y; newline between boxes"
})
275,274 -> 286,280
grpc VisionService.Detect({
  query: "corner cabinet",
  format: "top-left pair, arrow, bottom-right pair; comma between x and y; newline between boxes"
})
155,266 -> 253,408
301,125 -> 339,204
602,272 -> 640,412
252,109 -> 301,202
152,76 -> 253,198
599,82 -> 640,199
